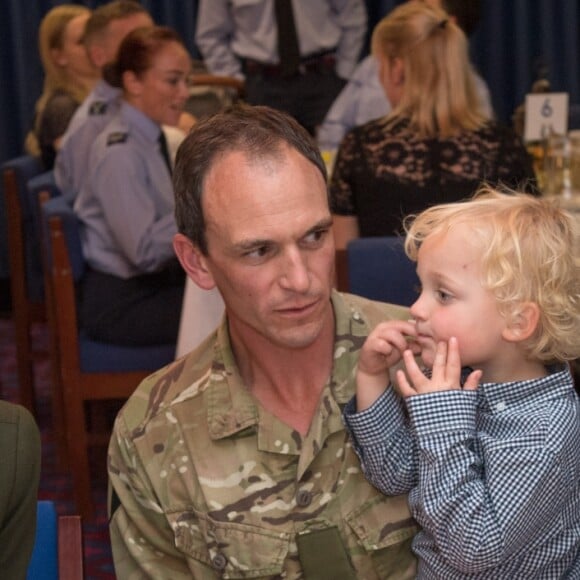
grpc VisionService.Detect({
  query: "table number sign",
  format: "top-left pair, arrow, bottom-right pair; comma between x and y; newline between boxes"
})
524,92 -> 569,142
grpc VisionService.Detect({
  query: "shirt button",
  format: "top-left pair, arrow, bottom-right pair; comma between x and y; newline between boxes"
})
495,401 -> 506,412
212,553 -> 227,571
296,489 -> 312,507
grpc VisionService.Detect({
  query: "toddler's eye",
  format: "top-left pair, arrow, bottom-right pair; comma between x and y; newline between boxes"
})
436,289 -> 453,303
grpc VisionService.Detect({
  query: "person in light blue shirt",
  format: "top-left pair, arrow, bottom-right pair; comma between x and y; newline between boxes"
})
317,54 -> 390,152
345,189 -> 580,579
317,0 -> 493,152
54,0 -> 153,202
74,26 -> 191,346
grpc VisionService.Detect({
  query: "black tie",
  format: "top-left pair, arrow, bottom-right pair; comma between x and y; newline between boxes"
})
158,131 -> 172,176
275,0 -> 300,77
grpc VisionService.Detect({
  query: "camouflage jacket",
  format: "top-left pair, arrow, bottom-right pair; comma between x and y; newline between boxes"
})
108,291 -> 419,579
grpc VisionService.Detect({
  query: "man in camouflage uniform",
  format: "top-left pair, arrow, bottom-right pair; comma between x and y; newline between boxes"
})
108,104 -> 418,578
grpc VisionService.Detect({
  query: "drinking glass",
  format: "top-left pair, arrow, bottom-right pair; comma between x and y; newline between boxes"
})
543,134 -> 571,197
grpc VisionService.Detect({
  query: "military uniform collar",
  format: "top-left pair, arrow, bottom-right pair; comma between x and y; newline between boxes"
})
119,101 -> 162,144
205,291 -> 376,442
94,78 -> 121,101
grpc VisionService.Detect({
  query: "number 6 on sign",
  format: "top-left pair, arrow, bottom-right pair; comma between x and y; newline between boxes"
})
524,92 -> 569,143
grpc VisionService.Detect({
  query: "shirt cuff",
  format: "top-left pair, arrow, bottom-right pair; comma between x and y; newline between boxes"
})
343,386 -> 406,445
406,390 -> 477,436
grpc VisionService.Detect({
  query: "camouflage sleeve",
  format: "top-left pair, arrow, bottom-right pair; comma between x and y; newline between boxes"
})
108,415 -> 192,579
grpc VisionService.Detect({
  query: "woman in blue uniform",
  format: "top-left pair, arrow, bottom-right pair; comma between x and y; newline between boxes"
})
74,26 -> 191,346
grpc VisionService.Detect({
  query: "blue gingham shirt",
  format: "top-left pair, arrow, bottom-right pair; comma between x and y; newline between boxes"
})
344,365 -> 580,578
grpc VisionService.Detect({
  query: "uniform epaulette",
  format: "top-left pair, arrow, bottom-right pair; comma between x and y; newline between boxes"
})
89,101 -> 108,115
107,132 -> 128,146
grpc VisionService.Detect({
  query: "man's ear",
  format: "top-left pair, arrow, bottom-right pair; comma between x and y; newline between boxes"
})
173,233 -> 216,290
87,44 -> 106,69
502,302 -> 540,343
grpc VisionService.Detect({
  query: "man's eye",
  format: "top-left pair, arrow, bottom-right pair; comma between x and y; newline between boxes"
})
245,246 -> 270,259
303,229 -> 327,245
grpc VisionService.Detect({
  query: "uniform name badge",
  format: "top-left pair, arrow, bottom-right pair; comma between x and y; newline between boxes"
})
297,526 -> 357,579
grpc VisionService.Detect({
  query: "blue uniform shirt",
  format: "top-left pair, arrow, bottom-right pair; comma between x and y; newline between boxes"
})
74,101 -> 177,279
55,79 -> 121,203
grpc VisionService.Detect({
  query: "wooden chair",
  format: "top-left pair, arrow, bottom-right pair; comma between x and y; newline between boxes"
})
58,515 -> 84,580
40,196 -> 175,519
2,155 -> 45,413
346,237 -> 420,306
27,500 -> 84,580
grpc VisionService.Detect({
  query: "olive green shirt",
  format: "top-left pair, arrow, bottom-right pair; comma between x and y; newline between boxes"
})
0,401 -> 41,580
108,291 -> 419,579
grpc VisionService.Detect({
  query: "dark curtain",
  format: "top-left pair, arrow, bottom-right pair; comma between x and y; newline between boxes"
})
1,0 -> 579,164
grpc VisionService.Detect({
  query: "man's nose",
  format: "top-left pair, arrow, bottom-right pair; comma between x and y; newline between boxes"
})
280,249 -> 310,292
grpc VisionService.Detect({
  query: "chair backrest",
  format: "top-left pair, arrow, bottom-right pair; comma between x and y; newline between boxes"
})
2,155 -> 45,301
40,196 -> 86,377
26,500 -> 84,580
28,170 -> 59,234
347,237 -> 420,307
42,195 -> 85,282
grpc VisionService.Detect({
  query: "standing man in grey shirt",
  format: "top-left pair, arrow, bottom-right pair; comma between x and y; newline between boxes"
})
195,0 -> 367,135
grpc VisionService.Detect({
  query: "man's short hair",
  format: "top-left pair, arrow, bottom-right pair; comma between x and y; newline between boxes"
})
173,104 -> 328,255
83,0 -> 149,45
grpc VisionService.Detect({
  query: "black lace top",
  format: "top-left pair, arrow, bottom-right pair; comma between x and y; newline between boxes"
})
329,116 -> 536,236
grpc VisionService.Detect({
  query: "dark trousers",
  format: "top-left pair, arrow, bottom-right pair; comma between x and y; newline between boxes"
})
80,260 -> 185,346
244,68 -> 346,135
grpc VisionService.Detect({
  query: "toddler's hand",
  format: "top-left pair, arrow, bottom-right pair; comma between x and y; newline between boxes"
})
356,320 -> 420,411
397,336 -> 481,399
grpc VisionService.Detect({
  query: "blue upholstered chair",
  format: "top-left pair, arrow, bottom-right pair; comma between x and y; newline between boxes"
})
40,196 -> 176,519
27,500 -> 83,580
346,237 -> 420,307
27,500 -> 57,580
1,155 -> 45,412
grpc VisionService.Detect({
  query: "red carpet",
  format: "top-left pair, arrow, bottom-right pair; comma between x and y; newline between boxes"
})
0,318 -> 115,579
